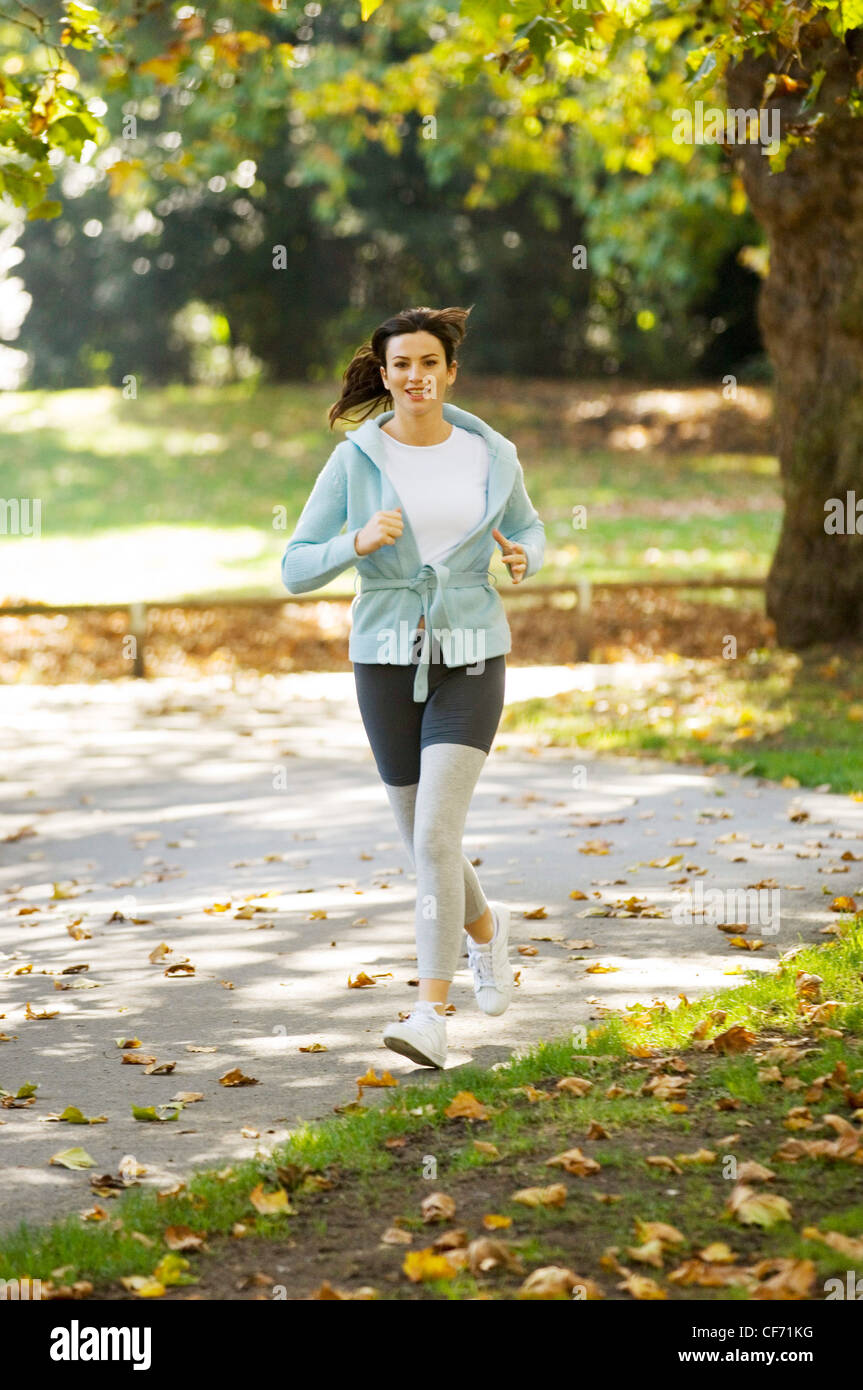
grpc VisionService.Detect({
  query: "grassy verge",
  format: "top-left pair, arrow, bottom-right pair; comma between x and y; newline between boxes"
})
500,646 -> 863,794
2,915 -> 861,1302
0,382 -> 779,603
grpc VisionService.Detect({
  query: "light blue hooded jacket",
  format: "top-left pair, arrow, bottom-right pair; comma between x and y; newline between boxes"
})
281,401 -> 546,701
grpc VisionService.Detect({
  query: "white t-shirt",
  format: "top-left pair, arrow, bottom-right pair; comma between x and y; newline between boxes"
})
379,423 -> 489,566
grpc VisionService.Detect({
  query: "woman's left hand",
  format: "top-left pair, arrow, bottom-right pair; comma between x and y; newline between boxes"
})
492,528 -> 527,584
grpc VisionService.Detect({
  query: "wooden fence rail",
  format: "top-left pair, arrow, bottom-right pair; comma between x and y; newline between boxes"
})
0,577 -> 766,676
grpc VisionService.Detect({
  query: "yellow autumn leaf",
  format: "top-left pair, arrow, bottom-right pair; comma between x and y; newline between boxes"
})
249,1183 -> 292,1215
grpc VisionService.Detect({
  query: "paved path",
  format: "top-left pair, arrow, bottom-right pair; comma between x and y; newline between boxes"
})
1,666 -> 861,1234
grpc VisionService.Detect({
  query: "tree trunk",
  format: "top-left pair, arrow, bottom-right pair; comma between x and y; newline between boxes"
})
726,24 -> 863,646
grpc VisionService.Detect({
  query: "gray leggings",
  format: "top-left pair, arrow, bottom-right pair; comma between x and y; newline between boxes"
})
384,744 -> 491,982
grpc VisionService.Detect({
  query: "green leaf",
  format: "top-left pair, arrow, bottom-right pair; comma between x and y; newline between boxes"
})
132,1104 -> 179,1122
27,200 -> 62,221
49,1146 -> 97,1168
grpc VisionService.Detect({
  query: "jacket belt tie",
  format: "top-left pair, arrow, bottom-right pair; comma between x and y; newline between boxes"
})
358,564 -> 492,701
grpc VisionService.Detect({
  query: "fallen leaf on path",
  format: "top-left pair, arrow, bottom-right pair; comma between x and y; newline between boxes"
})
219,1068 -> 259,1087
44,1106 -> 107,1125
49,1147 -> 97,1169
25,1002 -> 59,1019
347,972 -> 376,988
131,1105 -> 179,1122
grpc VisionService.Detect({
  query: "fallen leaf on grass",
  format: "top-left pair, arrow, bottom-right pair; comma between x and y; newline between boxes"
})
249,1184 -> 292,1215
749,1257 -> 816,1300
555,1076 -> 593,1097
726,1185 -> 792,1227
519,1267 -> 602,1300
467,1237 -> 524,1276
402,1248 -> 460,1283
119,1275 -> 165,1298
444,1091 -> 489,1120
646,1155 -> 683,1175
153,1253 -> 197,1288
164,1225 -> 206,1251
709,1024 -> 757,1054
616,1273 -> 667,1300
545,1147 -> 601,1176
674,1148 -> 716,1166
381,1225 -> 413,1245
356,1067 -> 398,1098
482,1212 -> 511,1229
473,1141 -> 500,1159
421,1192 -> 456,1224
626,1239 -> 665,1268
511,1183 -> 567,1208
737,1160 -> 776,1182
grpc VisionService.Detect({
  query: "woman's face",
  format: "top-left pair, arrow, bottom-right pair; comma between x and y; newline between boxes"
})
380,331 -> 456,411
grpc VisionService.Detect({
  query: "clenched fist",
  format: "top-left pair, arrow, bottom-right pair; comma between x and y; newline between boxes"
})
354,507 -> 404,556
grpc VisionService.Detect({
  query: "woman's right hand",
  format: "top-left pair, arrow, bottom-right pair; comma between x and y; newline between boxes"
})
354,508 -> 404,556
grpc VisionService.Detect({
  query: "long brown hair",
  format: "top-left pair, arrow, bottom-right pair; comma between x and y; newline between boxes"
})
327,305 -> 473,429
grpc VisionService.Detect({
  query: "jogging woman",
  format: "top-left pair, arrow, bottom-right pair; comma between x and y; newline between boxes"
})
281,305 -> 545,1068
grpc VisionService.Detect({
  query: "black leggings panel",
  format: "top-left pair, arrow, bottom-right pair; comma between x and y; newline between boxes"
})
353,652 -> 506,786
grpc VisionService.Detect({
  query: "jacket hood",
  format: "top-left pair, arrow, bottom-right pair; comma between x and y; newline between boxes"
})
343,402 -> 515,472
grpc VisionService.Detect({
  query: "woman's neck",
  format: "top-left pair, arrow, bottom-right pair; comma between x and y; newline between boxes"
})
381,411 -> 453,447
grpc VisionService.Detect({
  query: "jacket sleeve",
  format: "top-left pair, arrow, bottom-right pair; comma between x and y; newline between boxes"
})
498,454 -> 546,580
281,444 -> 363,595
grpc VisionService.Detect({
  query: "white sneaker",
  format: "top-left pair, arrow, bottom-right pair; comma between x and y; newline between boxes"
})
466,902 -> 514,1016
382,1000 -> 447,1068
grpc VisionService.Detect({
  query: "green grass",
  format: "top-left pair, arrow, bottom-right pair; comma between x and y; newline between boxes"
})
1,914 -> 860,1297
500,646 -> 863,794
0,382 -> 780,604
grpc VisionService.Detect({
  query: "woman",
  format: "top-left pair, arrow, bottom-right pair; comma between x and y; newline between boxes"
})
281,305 -> 545,1068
